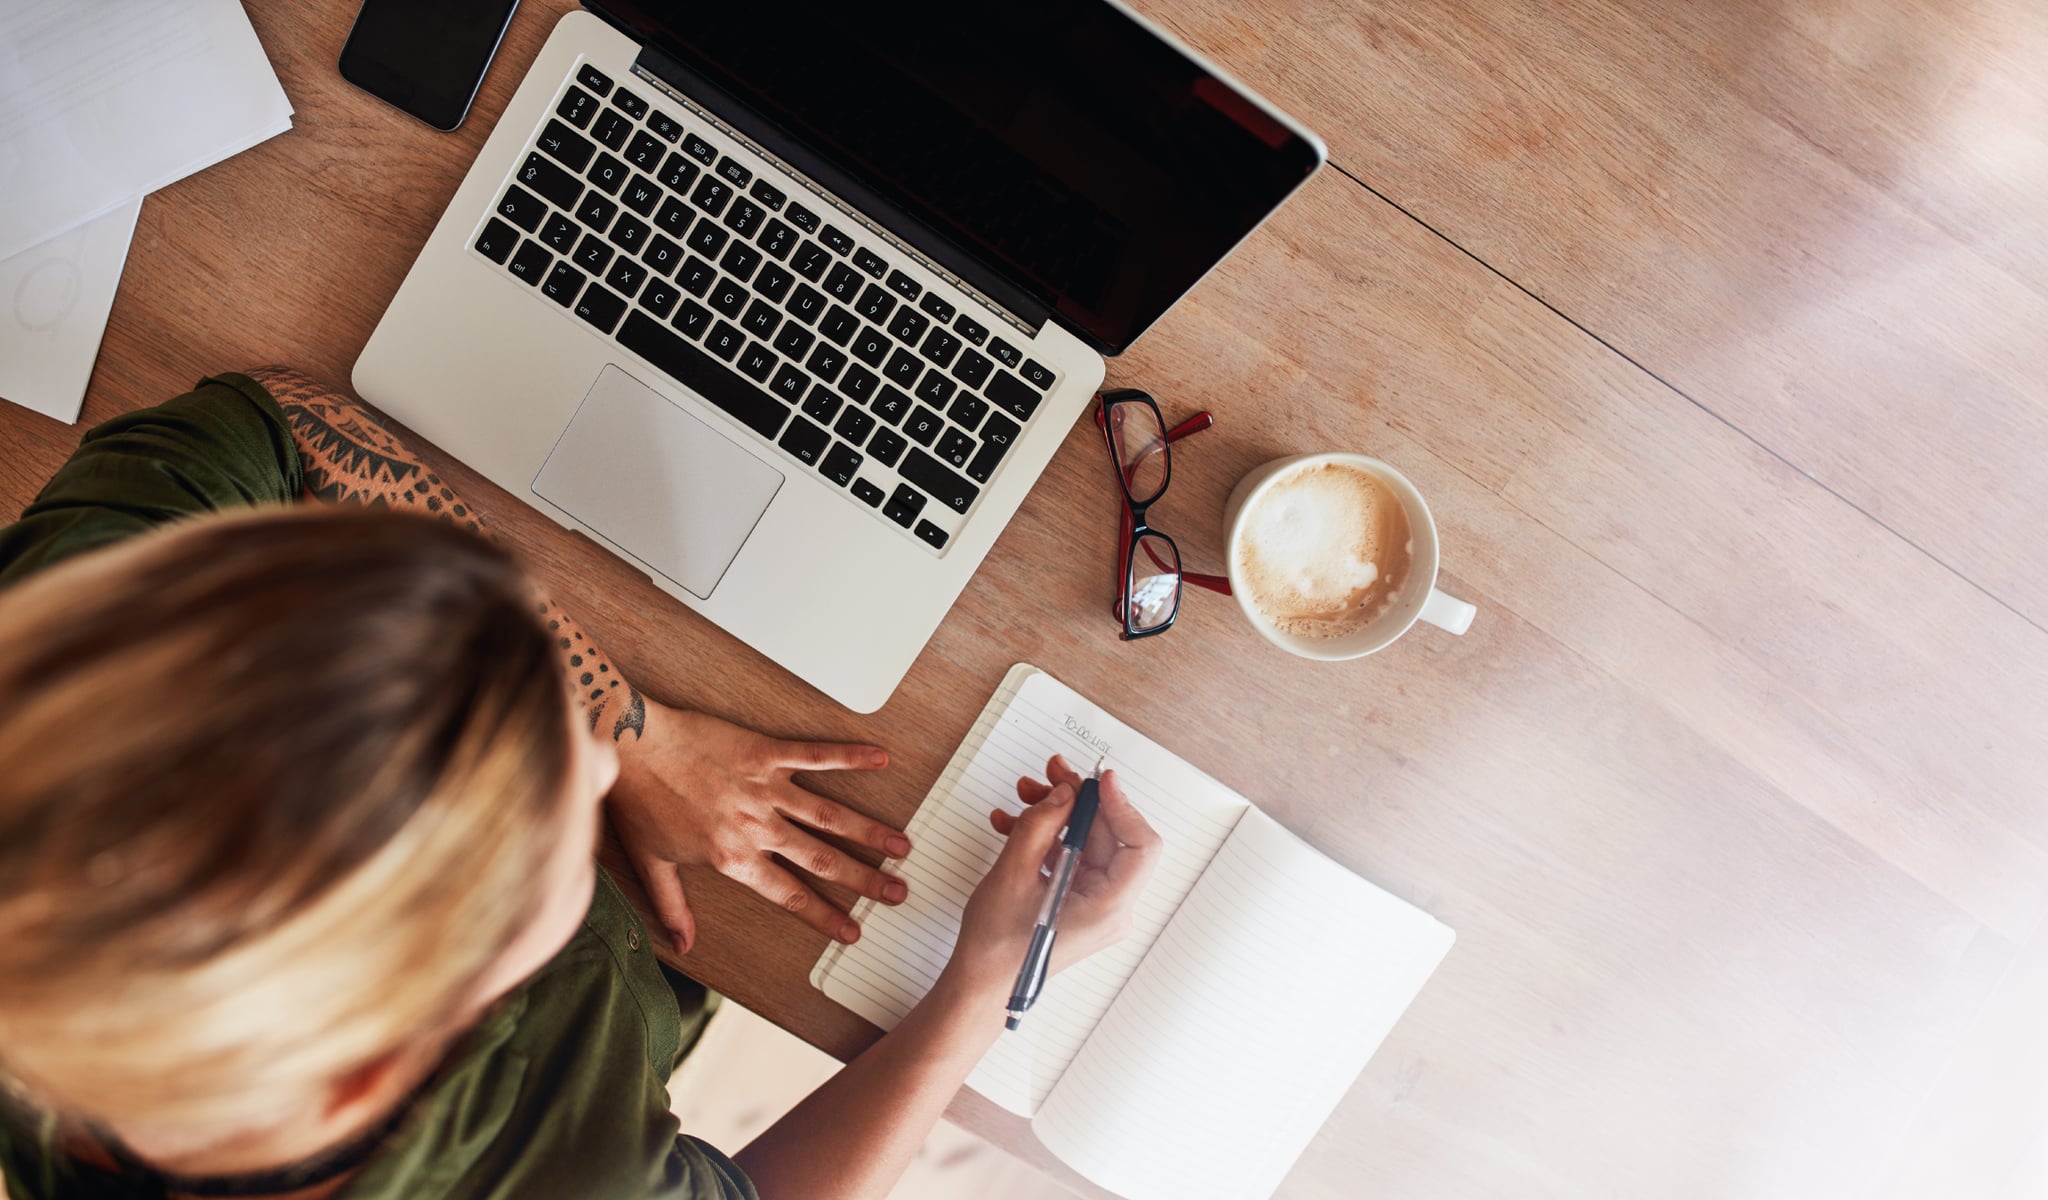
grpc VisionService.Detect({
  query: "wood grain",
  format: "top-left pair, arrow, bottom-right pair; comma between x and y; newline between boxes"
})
1,1 -> 2042,1196
1136,0 -> 2048,628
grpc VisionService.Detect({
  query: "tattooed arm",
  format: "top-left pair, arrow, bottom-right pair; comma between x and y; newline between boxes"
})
246,366 -> 910,951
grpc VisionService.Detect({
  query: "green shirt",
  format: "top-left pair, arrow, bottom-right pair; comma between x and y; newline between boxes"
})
0,376 -> 756,1200
0,374 -> 301,588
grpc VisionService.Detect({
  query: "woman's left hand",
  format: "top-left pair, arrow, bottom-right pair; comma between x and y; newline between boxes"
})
606,700 -> 912,955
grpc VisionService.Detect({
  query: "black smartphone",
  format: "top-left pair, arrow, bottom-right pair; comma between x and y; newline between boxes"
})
338,0 -> 521,131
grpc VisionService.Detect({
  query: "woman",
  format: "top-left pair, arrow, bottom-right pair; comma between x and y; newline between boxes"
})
0,371 -> 1160,1199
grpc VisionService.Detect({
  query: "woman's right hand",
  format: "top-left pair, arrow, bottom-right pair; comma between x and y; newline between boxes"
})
734,761 -> 1158,1199
947,755 -> 1163,993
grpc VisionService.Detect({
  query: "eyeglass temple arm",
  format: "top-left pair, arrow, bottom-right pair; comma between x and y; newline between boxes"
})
1162,412 -> 1228,593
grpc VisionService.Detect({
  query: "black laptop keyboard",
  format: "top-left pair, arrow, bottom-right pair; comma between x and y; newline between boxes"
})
471,61 -> 1060,552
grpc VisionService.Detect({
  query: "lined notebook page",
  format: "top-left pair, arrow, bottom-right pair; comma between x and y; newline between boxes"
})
812,665 -> 1250,1115
1033,808 -> 1456,1200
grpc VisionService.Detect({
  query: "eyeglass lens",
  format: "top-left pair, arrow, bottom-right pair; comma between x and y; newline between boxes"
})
1109,401 -> 1169,505
1126,532 -> 1182,633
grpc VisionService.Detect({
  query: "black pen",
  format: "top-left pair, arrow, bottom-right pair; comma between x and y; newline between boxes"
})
1004,754 -> 1106,1031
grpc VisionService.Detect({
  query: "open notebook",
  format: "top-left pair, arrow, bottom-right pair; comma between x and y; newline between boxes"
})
812,665 -> 1455,1200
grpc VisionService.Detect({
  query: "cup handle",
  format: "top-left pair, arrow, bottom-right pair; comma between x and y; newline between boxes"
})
1419,587 -> 1477,636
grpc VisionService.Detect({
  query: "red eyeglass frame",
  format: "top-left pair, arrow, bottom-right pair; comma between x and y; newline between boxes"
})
1095,389 -> 1233,640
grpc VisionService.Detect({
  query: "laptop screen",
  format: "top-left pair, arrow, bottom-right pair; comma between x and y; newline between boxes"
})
592,0 -> 1324,355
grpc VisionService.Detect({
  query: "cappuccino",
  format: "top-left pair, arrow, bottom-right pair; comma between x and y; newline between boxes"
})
1234,462 -> 1411,639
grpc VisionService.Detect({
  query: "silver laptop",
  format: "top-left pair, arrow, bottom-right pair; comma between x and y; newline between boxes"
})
355,1 -> 1324,712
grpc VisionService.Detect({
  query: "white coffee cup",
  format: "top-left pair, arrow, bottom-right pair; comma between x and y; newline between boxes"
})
1223,453 -> 1477,659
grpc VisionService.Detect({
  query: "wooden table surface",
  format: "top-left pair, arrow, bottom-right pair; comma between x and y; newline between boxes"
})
4,2 -> 2044,1197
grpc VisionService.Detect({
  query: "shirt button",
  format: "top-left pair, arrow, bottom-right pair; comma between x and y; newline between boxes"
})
628,929 -> 640,952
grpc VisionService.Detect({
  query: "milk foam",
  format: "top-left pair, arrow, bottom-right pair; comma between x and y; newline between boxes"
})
1235,462 -> 1411,639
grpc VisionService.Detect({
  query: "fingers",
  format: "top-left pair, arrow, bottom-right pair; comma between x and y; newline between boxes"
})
991,782 -> 1075,885
773,737 -> 891,774
1021,761 -> 1123,870
746,859 -> 862,944
1016,753 -> 1085,807
631,852 -> 698,956
985,805 -> 1062,875
1080,805 -> 1118,871
1095,771 -> 1162,894
1044,754 -> 1084,791
775,783 -> 914,859
1093,770 -> 1159,850
1076,768 -> 1131,869
779,827 -> 909,906
1010,756 -> 1111,843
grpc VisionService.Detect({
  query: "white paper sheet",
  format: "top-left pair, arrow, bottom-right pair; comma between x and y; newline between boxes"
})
1034,809 -> 1457,1200
0,196 -> 141,422
812,665 -> 1251,1115
0,0 -> 293,259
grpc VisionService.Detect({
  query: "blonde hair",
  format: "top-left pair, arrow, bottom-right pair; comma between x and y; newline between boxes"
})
0,507 -> 572,1135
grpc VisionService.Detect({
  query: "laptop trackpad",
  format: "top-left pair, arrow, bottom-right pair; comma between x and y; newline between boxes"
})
533,366 -> 783,599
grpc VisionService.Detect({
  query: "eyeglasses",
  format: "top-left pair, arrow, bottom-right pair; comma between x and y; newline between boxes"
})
1095,389 -> 1233,640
